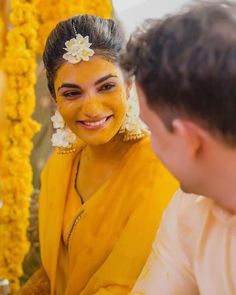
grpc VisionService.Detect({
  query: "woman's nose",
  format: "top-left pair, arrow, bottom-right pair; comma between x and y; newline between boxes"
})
81,99 -> 103,118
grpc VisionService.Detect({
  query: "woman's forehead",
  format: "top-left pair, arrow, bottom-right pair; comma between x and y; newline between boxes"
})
54,55 -> 123,87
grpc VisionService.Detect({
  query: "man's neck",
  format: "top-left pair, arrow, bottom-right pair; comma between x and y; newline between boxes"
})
199,145 -> 236,214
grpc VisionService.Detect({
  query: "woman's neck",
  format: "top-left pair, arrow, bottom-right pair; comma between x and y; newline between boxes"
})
77,134 -> 135,201
83,134 -> 133,163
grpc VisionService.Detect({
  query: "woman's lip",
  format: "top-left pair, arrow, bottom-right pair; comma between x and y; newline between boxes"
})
76,115 -> 113,130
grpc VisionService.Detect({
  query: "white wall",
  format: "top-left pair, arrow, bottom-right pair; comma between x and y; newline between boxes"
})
113,0 -> 192,34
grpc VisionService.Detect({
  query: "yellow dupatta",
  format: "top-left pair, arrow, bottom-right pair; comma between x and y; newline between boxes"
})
39,137 -> 178,295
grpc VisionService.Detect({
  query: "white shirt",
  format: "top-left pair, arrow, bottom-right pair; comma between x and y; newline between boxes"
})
132,190 -> 236,295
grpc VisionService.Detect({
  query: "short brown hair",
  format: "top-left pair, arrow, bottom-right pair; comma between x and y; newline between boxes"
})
121,1 -> 236,146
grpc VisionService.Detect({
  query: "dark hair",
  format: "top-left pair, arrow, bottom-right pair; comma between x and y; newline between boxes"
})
43,14 -> 126,97
121,1 -> 236,146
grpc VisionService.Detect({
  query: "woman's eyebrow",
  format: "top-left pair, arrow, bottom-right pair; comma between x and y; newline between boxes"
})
58,83 -> 81,91
94,74 -> 118,85
58,74 -> 118,91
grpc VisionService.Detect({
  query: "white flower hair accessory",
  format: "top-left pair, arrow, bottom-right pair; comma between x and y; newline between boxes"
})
119,85 -> 150,141
63,34 -> 95,64
51,110 -> 65,129
51,127 -> 77,148
51,110 -> 77,149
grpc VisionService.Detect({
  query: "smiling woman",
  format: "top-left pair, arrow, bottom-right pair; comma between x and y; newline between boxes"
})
16,14 -> 178,295
55,56 -> 127,146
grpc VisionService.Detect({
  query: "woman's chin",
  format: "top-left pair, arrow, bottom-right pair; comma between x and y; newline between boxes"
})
79,135 -> 115,146
75,127 -> 121,146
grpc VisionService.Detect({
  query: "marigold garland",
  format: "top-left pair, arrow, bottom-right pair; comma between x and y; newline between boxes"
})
0,1 -> 7,61
0,0 -> 40,292
0,17 -> 4,58
0,1 -> 6,136
82,0 -> 113,19
36,0 -> 113,55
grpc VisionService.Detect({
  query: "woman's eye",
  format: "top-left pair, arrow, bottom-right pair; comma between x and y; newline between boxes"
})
99,83 -> 116,92
63,91 -> 81,99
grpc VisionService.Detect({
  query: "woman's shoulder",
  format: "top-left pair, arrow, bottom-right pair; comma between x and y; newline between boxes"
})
129,136 -> 178,181
125,137 -> 178,206
126,137 -> 159,170
42,141 -> 86,176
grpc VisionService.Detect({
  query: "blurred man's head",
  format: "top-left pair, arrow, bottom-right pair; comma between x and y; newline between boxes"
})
121,1 -> 236,206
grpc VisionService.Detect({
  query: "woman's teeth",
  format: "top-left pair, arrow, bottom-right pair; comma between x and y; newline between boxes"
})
83,118 -> 107,126
79,116 -> 112,128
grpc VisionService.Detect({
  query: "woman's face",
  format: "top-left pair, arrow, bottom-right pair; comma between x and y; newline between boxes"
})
54,55 -> 128,145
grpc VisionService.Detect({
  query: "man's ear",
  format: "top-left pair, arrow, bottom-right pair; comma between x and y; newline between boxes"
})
172,119 -> 204,158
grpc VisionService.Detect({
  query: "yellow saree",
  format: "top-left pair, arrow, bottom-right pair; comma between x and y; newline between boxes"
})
39,137 -> 178,295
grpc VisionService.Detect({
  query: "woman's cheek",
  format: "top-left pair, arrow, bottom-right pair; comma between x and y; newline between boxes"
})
105,92 -> 127,118
57,100 -> 77,122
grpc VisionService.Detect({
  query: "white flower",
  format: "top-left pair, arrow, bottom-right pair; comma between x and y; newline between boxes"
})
64,38 -> 81,54
80,48 -> 95,61
127,88 -> 140,117
51,110 -> 65,129
51,127 -> 77,148
64,127 -> 77,145
63,34 -> 94,64
119,85 -> 149,136
75,34 -> 92,48
51,129 -> 67,147
63,52 -> 82,64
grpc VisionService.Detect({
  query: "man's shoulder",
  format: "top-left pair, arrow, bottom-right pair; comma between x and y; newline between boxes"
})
157,190 -> 213,260
171,190 -> 211,214
166,190 -> 213,233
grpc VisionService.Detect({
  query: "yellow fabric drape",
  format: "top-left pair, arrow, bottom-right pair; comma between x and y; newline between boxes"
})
39,137 -> 179,295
